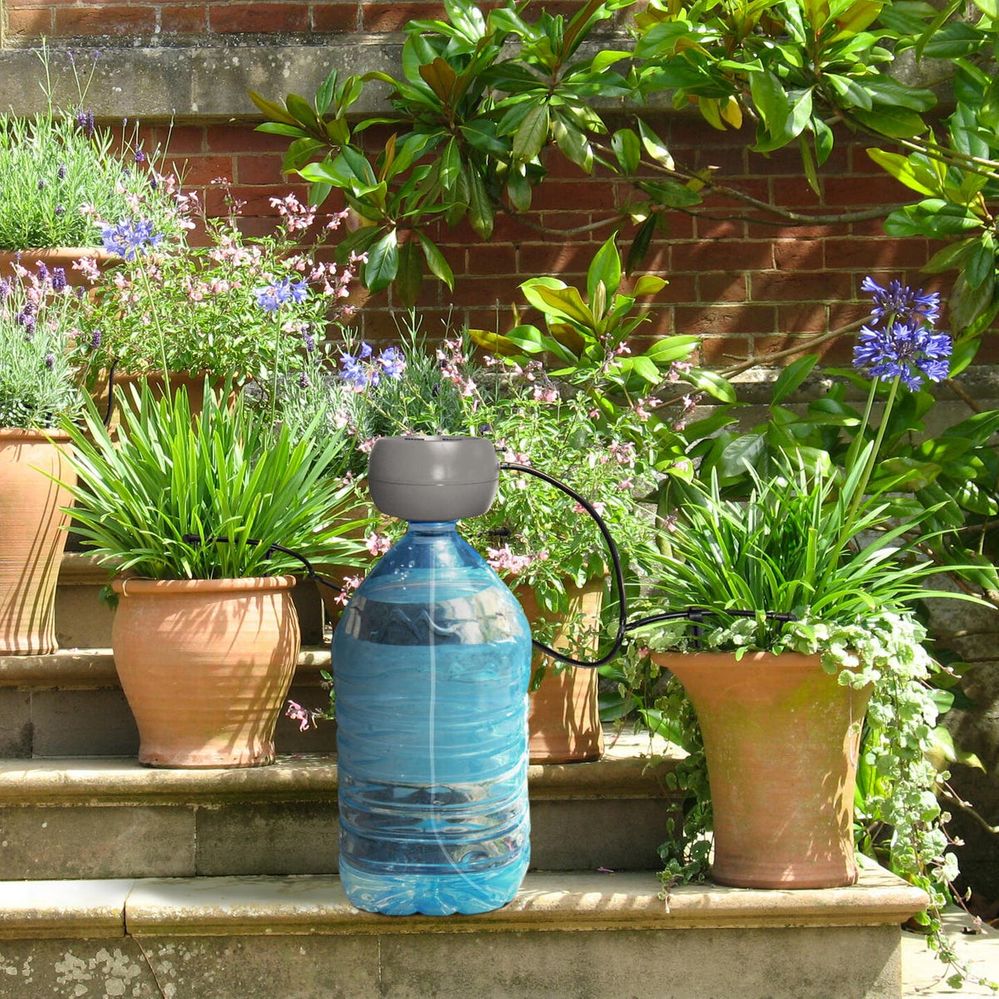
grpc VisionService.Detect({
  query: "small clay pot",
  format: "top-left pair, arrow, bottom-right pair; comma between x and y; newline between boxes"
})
0,429 -> 75,654
652,650 -> 872,889
111,576 -> 301,768
518,580 -> 605,764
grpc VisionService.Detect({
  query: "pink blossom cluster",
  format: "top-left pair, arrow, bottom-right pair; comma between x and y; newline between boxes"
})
269,193 -> 317,233
486,545 -> 548,575
365,533 -> 392,557
333,574 -> 365,607
437,337 -> 477,397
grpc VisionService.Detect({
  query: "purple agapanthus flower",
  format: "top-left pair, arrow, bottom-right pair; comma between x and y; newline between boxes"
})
339,345 -> 380,392
860,276 -> 940,327
378,346 -> 406,380
254,277 -> 309,313
358,341 -> 373,360
854,276 -> 952,390
100,219 -> 162,261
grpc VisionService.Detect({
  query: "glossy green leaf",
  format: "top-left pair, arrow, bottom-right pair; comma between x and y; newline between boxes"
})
512,103 -> 550,162
394,239 -> 423,307
364,229 -> 399,293
772,354 -> 819,405
417,232 -> 455,290
587,234 -> 622,303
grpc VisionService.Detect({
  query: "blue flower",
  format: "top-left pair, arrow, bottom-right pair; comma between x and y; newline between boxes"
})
100,219 -> 162,261
339,353 -> 370,392
854,276 -> 952,390
254,277 -> 309,313
358,342 -> 373,360
378,346 -> 406,380
860,276 -> 940,327
853,320 -> 952,390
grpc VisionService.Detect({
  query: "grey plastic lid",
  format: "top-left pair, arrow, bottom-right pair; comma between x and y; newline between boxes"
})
368,435 -> 499,522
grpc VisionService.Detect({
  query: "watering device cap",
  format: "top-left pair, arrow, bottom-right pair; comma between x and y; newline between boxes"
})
368,435 -> 499,522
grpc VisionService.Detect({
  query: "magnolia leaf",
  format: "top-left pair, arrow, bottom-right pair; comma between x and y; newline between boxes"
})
363,229 -> 399,293
393,240 -> 423,307
513,103 -> 550,163
632,275 -> 667,297
626,214 -> 658,274
684,367 -> 736,403
417,232 -> 455,290
418,57 -> 458,102
587,235 -> 623,303
772,354 -> 819,404
611,128 -> 641,174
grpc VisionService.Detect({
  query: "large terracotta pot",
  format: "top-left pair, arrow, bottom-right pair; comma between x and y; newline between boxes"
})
517,580 -> 605,764
0,429 -> 75,654
653,650 -> 872,889
0,247 -> 115,287
94,371 -> 223,425
111,576 -> 301,768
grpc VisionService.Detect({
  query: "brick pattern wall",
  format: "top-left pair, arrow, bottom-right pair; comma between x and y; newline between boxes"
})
136,118 -> 942,363
1,0 -> 965,363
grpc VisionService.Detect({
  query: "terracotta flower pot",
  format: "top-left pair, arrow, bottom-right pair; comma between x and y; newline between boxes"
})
653,650 -> 872,889
94,371 -> 225,425
0,429 -> 75,654
0,247 -> 116,287
517,580 -> 605,764
111,576 -> 301,768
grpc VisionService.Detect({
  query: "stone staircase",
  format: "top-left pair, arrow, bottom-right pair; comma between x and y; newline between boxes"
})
0,556 -> 930,999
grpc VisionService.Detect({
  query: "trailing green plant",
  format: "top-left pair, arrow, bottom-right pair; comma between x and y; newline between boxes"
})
0,52 -> 178,251
0,264 -> 83,428
59,381 -> 366,579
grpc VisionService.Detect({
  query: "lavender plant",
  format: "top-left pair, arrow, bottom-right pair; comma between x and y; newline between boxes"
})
0,59 -> 178,252
0,264 -> 83,428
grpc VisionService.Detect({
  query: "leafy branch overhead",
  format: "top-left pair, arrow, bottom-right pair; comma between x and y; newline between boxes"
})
253,0 -> 999,331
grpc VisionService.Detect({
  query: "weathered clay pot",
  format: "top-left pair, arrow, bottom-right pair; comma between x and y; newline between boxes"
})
517,580 -> 605,764
652,650 -> 872,889
94,371 -> 223,425
0,247 -> 115,287
111,576 -> 301,768
0,429 -> 75,654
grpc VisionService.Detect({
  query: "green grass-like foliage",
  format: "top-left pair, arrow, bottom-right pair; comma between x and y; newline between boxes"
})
647,447 -> 953,650
61,382 -> 365,579
0,111 -> 175,250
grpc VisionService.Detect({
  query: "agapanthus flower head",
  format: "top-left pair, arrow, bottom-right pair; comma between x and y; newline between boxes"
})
860,276 -> 940,327
853,320 -> 952,390
855,275 -> 952,390
100,219 -> 163,261
254,277 -> 309,313
339,352 -> 371,392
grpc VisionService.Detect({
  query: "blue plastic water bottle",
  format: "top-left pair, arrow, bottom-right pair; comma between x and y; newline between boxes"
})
332,437 -> 532,916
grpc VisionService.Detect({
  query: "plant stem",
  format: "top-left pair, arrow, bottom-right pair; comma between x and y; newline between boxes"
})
134,259 -> 171,384
845,375 -> 900,527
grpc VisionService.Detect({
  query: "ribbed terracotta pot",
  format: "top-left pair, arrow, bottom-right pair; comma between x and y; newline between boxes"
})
652,650 -> 872,889
111,576 -> 301,768
517,580 -> 605,764
0,247 -> 115,287
0,429 -> 74,655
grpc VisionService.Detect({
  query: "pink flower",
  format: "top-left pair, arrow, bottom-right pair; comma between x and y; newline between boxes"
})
532,385 -> 559,403
326,209 -> 350,230
285,699 -> 317,732
334,574 -> 364,607
365,534 -> 392,557
486,545 -> 535,575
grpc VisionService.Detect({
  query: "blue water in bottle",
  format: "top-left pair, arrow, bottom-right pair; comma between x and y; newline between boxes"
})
332,520 -> 533,915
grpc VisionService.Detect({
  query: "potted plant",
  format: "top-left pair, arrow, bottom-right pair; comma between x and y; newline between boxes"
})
0,264 -> 83,653
282,319 -> 663,762
634,277 -> 979,889
0,53 -> 178,284
73,189 -> 359,409
58,382 -> 365,767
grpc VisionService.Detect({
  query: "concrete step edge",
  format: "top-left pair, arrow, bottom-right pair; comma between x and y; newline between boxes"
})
0,733 -> 681,804
0,647 -> 332,687
0,867 -> 929,941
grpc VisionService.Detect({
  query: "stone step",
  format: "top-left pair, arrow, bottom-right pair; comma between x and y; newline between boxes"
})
0,732 -> 678,880
0,647 -> 338,757
0,866 -> 929,998
53,554 -> 327,649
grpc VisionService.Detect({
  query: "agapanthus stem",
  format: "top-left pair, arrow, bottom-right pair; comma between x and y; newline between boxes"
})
845,375 -> 900,528
134,261 -> 170,385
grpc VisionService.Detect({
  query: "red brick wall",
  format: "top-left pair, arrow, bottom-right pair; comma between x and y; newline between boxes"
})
2,2 -> 961,363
